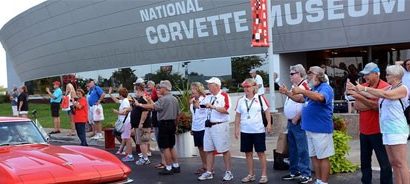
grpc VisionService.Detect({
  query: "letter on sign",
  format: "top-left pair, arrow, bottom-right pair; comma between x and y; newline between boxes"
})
251,0 -> 269,47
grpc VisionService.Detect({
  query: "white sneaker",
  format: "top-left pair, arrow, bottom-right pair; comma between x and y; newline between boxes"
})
198,171 -> 213,181
91,133 -> 103,139
147,152 -> 152,157
222,171 -> 233,181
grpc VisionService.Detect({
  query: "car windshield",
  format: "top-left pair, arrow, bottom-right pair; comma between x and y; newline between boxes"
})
0,121 -> 47,146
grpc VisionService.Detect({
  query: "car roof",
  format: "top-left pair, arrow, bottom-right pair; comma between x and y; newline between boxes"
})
0,117 -> 31,123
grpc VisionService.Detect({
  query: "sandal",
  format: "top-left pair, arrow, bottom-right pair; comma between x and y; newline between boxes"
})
195,167 -> 206,175
49,130 -> 61,134
154,163 -> 165,169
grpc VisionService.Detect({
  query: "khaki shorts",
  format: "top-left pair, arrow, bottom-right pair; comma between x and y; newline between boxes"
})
306,131 -> 335,159
203,122 -> 230,153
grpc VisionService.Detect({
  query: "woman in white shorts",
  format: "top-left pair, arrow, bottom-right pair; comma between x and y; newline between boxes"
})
108,87 -> 133,162
355,65 -> 410,184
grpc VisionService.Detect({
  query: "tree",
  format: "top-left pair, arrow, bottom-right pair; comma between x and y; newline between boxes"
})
231,56 -> 265,85
144,70 -> 184,90
110,68 -> 137,90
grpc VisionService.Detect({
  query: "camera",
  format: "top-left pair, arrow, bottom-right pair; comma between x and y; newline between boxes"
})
200,104 -> 206,108
205,120 -> 212,128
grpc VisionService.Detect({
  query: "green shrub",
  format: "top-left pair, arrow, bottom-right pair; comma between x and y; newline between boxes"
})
330,130 -> 359,174
0,94 -> 11,103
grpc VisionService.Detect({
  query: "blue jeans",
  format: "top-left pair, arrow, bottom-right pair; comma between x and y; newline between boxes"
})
75,123 -> 88,146
360,133 -> 392,184
287,120 -> 311,177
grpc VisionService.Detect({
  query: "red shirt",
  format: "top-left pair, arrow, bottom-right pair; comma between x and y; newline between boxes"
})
73,97 -> 88,123
359,80 -> 389,135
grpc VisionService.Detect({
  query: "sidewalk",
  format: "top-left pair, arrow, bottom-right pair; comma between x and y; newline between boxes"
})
45,126 -> 410,170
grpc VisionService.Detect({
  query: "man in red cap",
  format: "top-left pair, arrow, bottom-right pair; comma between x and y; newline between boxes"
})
46,81 -> 63,134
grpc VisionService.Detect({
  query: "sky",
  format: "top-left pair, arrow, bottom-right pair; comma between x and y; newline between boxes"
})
0,0 -> 46,88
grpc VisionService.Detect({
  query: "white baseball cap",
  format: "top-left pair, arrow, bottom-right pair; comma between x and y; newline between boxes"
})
133,78 -> 145,84
206,77 -> 221,86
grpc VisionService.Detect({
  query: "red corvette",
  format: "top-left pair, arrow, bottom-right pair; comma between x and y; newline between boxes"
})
0,117 -> 133,184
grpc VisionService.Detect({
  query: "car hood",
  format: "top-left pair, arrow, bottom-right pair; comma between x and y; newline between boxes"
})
0,144 -> 130,184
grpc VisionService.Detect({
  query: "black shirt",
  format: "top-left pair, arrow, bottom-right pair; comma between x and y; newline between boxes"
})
17,92 -> 28,111
130,96 -> 152,128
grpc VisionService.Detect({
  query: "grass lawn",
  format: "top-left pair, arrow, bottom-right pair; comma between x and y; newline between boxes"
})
0,103 -> 119,129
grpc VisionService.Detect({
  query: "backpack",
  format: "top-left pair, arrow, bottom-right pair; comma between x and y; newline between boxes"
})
61,95 -> 70,111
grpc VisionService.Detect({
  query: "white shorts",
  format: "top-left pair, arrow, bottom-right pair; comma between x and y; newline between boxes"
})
12,106 -> 18,116
306,131 -> 335,159
382,133 -> 408,145
88,107 -> 94,124
203,122 -> 230,153
121,121 -> 132,139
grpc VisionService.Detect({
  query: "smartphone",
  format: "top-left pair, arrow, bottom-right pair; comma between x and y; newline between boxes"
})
199,104 -> 206,108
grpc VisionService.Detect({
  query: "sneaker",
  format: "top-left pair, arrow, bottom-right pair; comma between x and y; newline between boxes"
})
241,175 -> 255,183
259,176 -> 268,184
116,151 -> 126,155
298,176 -> 313,184
222,171 -> 233,181
159,168 -> 174,175
172,166 -> 181,173
121,155 -> 134,162
91,133 -> 103,139
281,172 -> 302,181
138,153 -> 143,157
135,158 -> 151,165
198,172 -> 213,181
147,152 -> 152,157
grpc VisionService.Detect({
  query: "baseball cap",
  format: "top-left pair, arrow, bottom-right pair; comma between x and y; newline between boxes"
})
159,80 -> 172,91
133,78 -> 145,84
205,77 -> 221,86
360,62 -> 380,75
249,69 -> 257,73
53,81 -> 61,86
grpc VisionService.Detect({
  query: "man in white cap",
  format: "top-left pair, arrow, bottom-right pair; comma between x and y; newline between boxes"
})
198,77 -> 233,181
249,69 -> 265,95
346,62 -> 392,184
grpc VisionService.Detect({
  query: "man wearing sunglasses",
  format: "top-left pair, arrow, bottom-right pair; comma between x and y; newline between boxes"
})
279,64 -> 312,184
291,66 -> 334,184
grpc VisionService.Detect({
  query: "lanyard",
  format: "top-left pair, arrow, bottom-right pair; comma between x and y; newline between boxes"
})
245,98 -> 256,114
207,96 -> 217,120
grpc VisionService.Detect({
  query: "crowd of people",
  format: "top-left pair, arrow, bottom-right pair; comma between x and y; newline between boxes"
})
7,61 -> 410,184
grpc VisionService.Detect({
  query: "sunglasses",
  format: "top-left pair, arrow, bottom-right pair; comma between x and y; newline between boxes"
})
290,72 -> 299,76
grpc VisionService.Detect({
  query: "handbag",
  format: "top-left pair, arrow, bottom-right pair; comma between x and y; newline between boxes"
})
258,95 -> 268,127
114,112 -> 129,133
140,128 -> 151,143
92,104 -> 105,121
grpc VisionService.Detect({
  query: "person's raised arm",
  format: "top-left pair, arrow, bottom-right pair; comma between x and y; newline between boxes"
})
108,87 -> 120,103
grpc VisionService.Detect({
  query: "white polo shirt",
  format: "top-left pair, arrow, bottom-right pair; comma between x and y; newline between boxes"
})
283,80 -> 309,120
202,91 -> 231,123
235,94 -> 268,133
190,96 -> 207,131
254,74 -> 265,95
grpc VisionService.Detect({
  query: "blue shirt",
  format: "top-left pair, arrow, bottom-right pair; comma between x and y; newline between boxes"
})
50,88 -> 62,103
301,82 -> 334,133
88,86 -> 104,106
